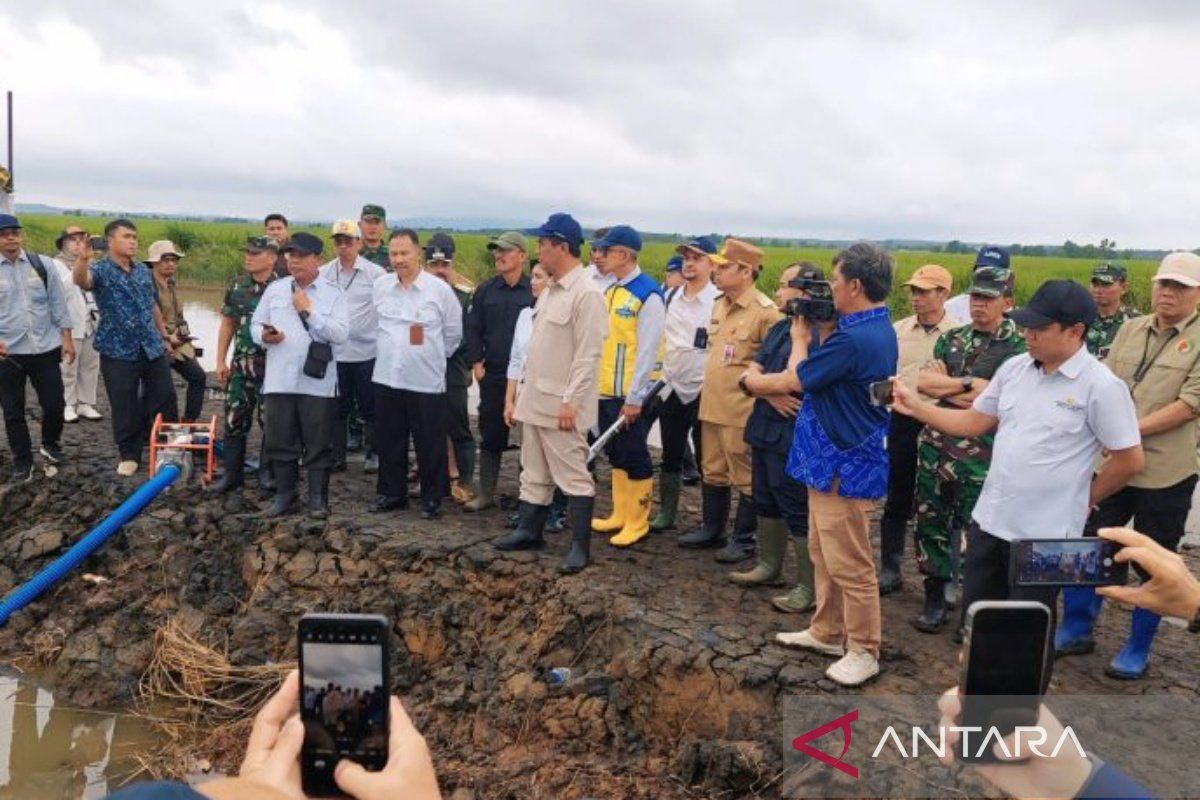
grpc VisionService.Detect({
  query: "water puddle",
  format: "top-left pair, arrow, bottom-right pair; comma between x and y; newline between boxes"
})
0,669 -> 162,799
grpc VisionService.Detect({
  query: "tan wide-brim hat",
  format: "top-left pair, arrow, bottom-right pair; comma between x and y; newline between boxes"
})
147,240 -> 184,263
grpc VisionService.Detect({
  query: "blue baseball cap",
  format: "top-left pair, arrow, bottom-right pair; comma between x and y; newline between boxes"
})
526,213 -> 583,248
593,224 -> 642,253
974,245 -> 1010,271
0,213 -> 21,231
676,235 -> 719,257
666,255 -> 683,272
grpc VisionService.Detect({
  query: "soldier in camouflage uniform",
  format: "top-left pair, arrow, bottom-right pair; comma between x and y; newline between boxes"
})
358,204 -> 391,269
911,267 -> 1026,633
1086,262 -> 1139,359
208,236 -> 279,494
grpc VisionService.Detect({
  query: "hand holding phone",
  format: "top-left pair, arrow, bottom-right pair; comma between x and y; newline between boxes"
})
300,614 -> 391,797
1011,538 -> 1129,588
868,378 -> 895,407
262,323 -> 284,344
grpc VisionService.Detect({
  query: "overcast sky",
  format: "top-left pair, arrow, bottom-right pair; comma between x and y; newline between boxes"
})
2,1 -> 1199,248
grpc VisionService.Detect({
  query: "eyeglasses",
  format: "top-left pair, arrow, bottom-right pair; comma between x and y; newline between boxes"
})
159,255 -> 181,264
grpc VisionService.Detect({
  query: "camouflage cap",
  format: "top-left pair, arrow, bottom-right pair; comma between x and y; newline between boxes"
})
1091,262 -> 1127,284
486,231 -> 527,252
967,266 -> 1014,298
360,204 -> 386,221
244,235 -> 282,254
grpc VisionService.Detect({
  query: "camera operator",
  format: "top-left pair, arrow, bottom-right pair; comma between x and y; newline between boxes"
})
735,263 -> 834,615
771,242 -> 898,687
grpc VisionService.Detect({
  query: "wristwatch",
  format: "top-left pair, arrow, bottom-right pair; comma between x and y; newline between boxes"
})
960,375 -> 974,393
738,374 -> 752,396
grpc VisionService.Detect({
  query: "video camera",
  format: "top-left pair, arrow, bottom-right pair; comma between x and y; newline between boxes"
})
784,278 -> 836,322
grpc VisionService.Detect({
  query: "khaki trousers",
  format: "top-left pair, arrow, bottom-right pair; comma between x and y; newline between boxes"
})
519,423 -> 594,505
807,483 -> 882,657
700,421 -> 751,493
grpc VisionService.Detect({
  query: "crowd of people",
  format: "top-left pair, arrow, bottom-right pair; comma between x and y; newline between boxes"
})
3,208 -> 1200,693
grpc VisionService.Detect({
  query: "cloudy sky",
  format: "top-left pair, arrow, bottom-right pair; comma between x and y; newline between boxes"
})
2,1 -> 1199,248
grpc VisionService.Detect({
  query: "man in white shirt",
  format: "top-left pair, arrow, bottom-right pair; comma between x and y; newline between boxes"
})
369,228 -> 463,520
892,280 -> 1144,649
648,236 -> 719,532
251,232 -> 349,520
320,219 -> 386,474
54,226 -> 103,423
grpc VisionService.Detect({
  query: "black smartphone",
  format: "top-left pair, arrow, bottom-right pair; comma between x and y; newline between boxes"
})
693,327 -> 709,349
958,601 -> 1051,764
299,614 -> 391,798
868,378 -> 894,407
1010,538 -> 1128,587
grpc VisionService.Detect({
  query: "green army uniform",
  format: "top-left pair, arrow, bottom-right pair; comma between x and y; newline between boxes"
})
359,243 -> 390,269
223,270 -> 276,435
1086,307 -> 1138,360
914,318 -> 1026,578
447,280 -> 475,487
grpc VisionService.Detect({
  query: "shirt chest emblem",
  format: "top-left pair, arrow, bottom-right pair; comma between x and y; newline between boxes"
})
1054,397 -> 1085,413
1177,338 -> 1193,354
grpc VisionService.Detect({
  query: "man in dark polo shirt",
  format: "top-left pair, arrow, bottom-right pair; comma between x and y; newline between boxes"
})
72,218 -> 176,476
464,231 -> 534,511
772,242 -> 899,688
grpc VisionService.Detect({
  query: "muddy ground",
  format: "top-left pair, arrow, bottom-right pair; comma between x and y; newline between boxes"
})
1,380 -> 1197,799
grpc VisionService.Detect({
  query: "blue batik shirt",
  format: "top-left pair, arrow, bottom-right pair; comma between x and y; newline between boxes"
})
786,306 -> 898,499
90,257 -> 166,360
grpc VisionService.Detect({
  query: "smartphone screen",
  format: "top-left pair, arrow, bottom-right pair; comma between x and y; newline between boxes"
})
959,601 -> 1051,763
1011,538 -> 1128,587
868,379 -> 894,407
299,614 -> 390,798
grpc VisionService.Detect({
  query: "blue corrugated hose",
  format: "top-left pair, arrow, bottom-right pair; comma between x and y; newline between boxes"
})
0,464 -> 181,627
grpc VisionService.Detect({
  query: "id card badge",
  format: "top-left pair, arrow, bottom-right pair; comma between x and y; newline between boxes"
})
410,324 -> 425,345
722,343 -> 735,364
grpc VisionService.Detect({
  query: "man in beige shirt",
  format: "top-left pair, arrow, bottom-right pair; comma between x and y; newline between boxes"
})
679,238 -> 783,564
493,214 -> 608,575
879,265 -> 959,593
1056,251 -> 1200,680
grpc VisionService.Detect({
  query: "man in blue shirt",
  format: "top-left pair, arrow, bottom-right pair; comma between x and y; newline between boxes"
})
771,242 -> 898,687
72,218 -> 177,476
0,214 -> 75,482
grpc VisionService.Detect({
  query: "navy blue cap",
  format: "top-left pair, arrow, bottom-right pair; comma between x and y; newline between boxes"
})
1008,279 -> 1097,329
0,213 -> 21,231
526,213 -> 583,248
676,235 -> 719,256
974,245 -> 1010,270
593,224 -> 642,252
281,231 -> 324,256
666,255 -> 683,272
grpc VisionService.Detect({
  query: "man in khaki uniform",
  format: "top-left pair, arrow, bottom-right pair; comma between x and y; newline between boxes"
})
1057,251 -> 1200,679
493,213 -> 608,575
679,238 -> 783,563
880,264 -> 959,593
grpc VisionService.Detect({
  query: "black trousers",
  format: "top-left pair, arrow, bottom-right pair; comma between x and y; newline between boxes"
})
0,348 -> 66,466
375,383 -> 448,504
264,393 -> 336,469
1084,474 -> 1198,578
477,373 -> 510,454
100,353 -> 176,462
171,356 -> 207,422
652,391 -> 701,474
881,412 -> 923,531
336,359 -> 376,425
598,397 -> 653,480
751,446 -> 808,536
962,523 -> 1059,691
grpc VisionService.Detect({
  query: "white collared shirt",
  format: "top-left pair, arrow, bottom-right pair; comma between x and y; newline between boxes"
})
320,255 -> 387,362
372,270 -> 463,394
970,347 -> 1141,541
662,280 -> 719,403
250,277 -> 349,397
586,263 -> 616,292
507,306 -> 534,381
